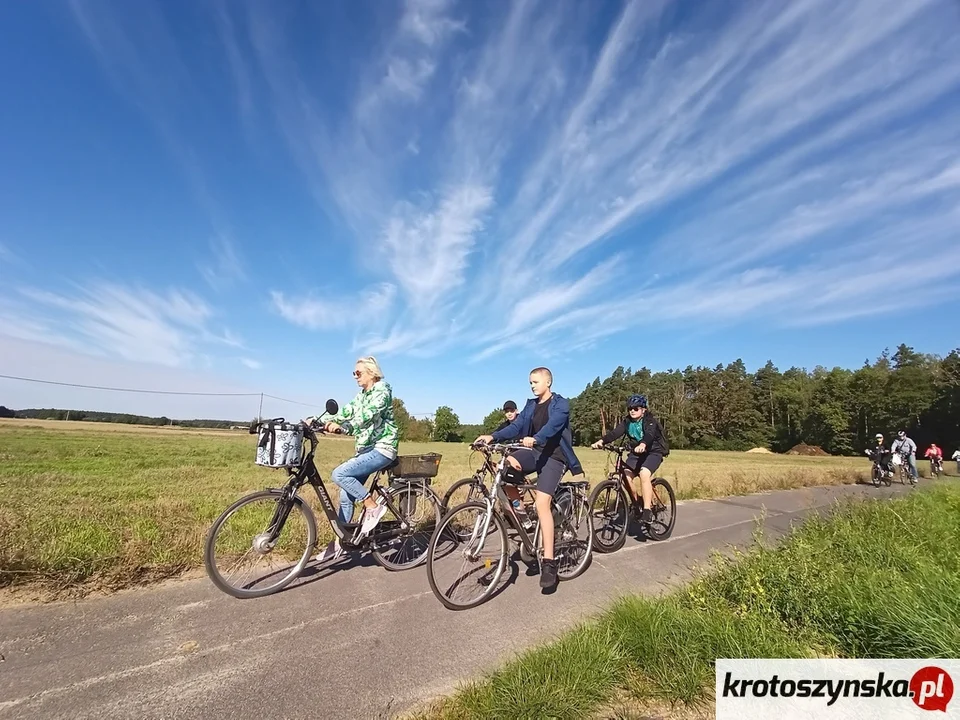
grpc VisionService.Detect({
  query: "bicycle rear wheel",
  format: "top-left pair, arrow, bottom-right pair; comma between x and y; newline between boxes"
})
426,501 -> 508,610
645,478 -> 676,541
370,482 -> 441,571
588,478 -> 630,553
204,489 -> 316,599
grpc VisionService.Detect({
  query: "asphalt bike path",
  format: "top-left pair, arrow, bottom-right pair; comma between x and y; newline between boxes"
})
0,481 -> 915,719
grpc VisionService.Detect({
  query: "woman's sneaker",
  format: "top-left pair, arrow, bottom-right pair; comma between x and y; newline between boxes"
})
360,500 -> 388,535
316,539 -> 344,564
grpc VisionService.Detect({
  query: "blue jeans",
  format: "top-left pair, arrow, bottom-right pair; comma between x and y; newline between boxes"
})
907,454 -> 918,480
331,448 -> 394,523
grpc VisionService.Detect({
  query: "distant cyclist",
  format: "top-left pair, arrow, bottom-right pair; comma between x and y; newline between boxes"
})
925,443 -> 944,476
864,433 -> 894,478
591,394 -> 669,524
494,400 -> 530,524
953,449 -> 960,474
891,430 -> 918,485
495,400 -> 520,432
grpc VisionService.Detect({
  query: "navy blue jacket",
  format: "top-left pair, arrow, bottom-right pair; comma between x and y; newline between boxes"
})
491,393 -> 583,475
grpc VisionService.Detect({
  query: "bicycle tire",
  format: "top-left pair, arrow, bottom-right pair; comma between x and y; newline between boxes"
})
370,483 -> 441,571
441,476 -> 488,513
426,501 -> 509,611
587,479 -> 630,553
204,489 -> 317,599
645,478 -> 676,541
871,465 -> 882,488
539,489 -> 593,581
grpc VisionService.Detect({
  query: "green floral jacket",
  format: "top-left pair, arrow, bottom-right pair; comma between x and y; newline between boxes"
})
330,380 -> 399,459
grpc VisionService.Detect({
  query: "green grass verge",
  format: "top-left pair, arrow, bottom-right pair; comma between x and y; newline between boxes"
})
0,420 -> 872,595
416,483 -> 960,720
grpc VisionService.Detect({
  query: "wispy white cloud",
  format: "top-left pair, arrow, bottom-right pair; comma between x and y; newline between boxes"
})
238,0 -> 960,358
271,283 -> 398,335
212,0 -> 255,130
382,184 -> 493,313
3,283 -> 241,368
199,234 -> 246,290
240,358 -> 261,370
271,292 -> 348,331
357,0 -> 465,112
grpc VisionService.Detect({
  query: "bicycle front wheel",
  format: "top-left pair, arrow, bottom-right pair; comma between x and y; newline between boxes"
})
441,476 -> 488,513
426,501 -> 508,611
588,479 -> 630,553
370,482 -> 441,571
537,489 -> 593,581
204,489 -> 317,599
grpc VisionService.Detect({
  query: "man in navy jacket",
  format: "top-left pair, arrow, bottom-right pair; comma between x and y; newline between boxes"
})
477,366 -> 583,589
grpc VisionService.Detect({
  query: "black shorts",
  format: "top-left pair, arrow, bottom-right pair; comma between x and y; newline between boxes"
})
624,451 -> 663,475
508,448 -> 566,496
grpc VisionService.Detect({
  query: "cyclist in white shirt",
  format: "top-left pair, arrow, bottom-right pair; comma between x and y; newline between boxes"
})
891,430 -> 918,485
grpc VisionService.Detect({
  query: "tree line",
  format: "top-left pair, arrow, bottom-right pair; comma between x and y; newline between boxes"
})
396,344 -> 960,456
5,407 -> 244,429
567,344 -> 960,454
6,343 -> 957,456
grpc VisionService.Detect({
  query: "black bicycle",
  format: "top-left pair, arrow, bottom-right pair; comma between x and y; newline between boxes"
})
864,448 -> 893,487
930,455 -> 944,479
204,400 -> 443,599
440,444 -> 502,512
426,441 -> 593,611
871,459 -> 894,487
587,444 -> 676,552
893,450 -> 915,485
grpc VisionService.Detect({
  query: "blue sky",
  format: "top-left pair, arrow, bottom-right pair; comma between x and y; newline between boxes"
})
1,0 -> 959,424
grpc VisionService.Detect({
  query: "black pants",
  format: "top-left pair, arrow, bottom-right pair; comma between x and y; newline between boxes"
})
508,448 -> 566,496
624,451 -> 663,475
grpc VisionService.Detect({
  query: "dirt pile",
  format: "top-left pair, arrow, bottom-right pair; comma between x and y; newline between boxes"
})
786,443 -> 829,456
746,447 -> 773,454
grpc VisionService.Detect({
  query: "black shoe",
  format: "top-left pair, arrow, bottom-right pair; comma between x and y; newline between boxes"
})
640,508 -> 653,524
539,558 -> 558,589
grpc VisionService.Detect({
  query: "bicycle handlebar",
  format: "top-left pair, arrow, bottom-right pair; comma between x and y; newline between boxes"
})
470,440 -> 537,453
595,443 -> 627,453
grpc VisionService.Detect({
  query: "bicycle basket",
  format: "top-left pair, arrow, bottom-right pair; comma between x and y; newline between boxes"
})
254,419 -> 304,468
390,452 -> 442,479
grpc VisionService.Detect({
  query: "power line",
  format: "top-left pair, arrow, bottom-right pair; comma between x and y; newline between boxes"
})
262,393 -> 323,409
0,373 -> 432,416
0,374 -> 259,397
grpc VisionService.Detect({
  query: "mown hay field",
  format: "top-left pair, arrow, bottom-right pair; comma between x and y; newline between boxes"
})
0,418 -> 870,597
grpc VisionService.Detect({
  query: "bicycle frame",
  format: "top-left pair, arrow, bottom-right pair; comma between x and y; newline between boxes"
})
264,425 -> 420,550
602,443 -> 668,507
467,443 -> 546,558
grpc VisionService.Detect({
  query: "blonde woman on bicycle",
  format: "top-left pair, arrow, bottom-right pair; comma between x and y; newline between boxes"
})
308,356 -> 399,562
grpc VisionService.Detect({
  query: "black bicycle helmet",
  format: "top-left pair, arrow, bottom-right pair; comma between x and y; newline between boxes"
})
627,394 -> 648,409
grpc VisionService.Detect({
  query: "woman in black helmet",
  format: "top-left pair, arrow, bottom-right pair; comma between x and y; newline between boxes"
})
591,394 -> 669,523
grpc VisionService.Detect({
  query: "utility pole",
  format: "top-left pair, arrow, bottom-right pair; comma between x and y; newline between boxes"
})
258,393 -> 263,421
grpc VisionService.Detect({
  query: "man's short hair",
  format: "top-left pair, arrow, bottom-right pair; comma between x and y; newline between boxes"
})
530,366 -> 553,386
503,400 -> 518,412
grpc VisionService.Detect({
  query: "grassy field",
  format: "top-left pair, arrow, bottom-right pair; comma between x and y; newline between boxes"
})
411,482 -> 960,720
0,418 -> 873,597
